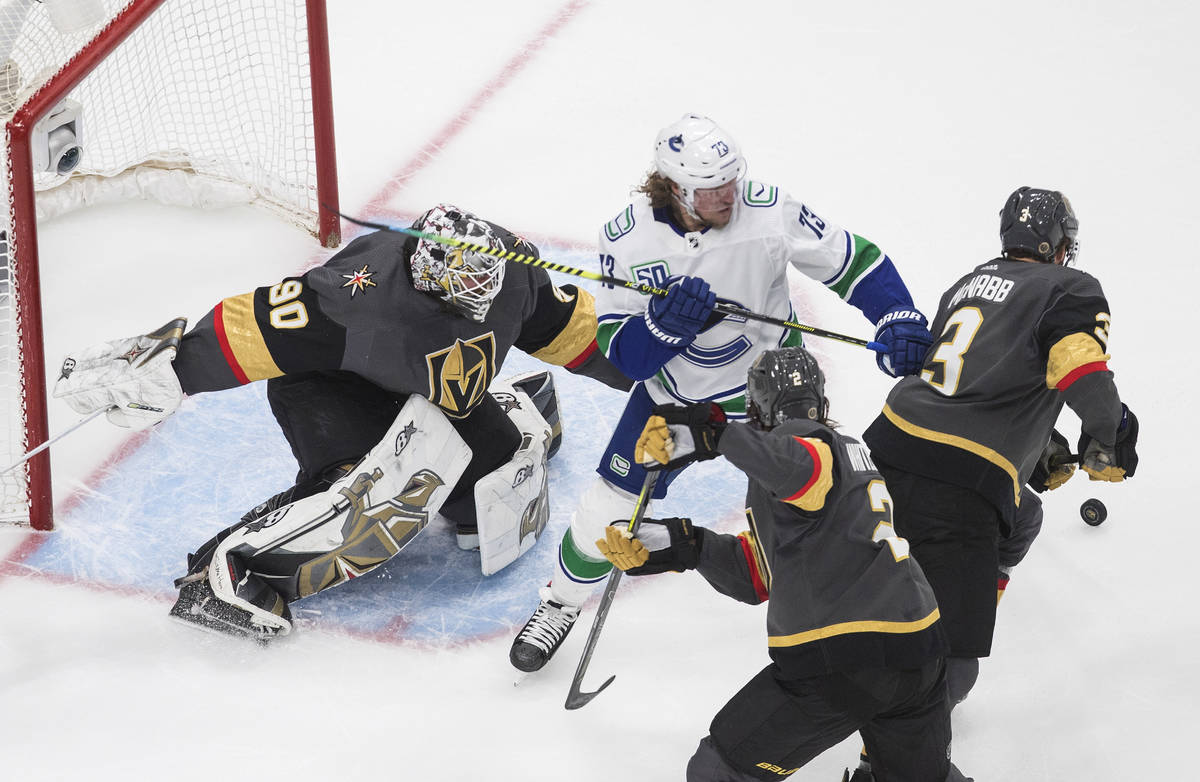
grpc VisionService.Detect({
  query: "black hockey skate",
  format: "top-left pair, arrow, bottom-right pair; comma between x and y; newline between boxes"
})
841,769 -> 874,782
509,588 -> 580,672
169,579 -> 290,644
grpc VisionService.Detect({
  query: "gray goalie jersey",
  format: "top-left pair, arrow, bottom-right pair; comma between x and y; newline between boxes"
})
864,257 -> 1123,522
172,225 -> 625,418
695,419 -> 946,679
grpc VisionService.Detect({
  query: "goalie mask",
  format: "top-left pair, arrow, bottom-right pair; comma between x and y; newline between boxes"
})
746,347 -> 827,430
654,113 -> 746,221
999,187 -> 1080,266
410,204 -> 506,322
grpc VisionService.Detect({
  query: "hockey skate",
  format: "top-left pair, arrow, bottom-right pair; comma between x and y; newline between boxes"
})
840,768 -> 873,782
169,578 -> 290,644
509,587 -> 580,672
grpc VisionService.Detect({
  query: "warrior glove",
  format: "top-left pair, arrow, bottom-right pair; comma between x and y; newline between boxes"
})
874,306 -> 933,377
635,402 -> 727,471
595,517 -> 701,575
1030,429 -> 1077,492
1079,404 -> 1139,482
643,275 -> 716,346
53,317 -> 187,430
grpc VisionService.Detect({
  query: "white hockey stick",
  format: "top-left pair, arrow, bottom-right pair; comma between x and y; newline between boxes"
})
0,407 -> 110,476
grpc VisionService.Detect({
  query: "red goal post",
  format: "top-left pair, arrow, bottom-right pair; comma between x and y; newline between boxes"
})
2,0 -> 341,531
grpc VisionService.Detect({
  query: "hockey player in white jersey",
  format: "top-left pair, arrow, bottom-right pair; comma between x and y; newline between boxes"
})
510,113 -> 935,672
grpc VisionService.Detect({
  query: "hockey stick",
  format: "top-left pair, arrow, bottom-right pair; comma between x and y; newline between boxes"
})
563,470 -> 659,711
329,209 -> 884,352
0,407 -> 109,476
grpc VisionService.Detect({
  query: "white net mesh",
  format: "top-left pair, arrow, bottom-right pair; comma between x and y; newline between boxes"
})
0,0 -> 330,525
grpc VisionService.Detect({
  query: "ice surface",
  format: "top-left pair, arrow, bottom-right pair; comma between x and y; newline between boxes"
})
0,1 -> 1194,779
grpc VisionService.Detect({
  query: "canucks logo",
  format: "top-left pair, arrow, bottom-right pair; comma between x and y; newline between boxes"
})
425,333 -> 497,418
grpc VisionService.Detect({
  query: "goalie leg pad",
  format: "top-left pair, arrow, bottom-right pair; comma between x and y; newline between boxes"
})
181,396 -> 471,631
475,380 -> 555,576
501,369 -> 563,460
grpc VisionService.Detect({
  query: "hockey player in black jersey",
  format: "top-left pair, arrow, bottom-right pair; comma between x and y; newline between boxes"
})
863,187 -> 1139,708
598,347 -> 971,782
52,203 -> 630,640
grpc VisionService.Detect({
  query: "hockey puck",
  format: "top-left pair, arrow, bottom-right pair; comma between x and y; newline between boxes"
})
1080,498 -> 1107,526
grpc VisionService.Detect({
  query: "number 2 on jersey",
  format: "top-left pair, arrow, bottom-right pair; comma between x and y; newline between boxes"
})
921,306 -> 983,396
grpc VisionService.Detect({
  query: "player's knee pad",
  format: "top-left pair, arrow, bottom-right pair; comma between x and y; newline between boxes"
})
945,656 -> 980,707
203,395 -> 472,622
999,488 -> 1044,570
475,375 -> 556,575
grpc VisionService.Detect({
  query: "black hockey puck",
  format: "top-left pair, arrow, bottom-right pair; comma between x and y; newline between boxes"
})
1080,498 -> 1107,526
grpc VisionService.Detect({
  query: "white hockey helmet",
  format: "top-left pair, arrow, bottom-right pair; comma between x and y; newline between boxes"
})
654,113 -> 746,216
410,204 -> 506,322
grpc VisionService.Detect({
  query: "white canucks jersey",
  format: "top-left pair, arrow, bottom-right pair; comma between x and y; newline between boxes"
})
595,180 -> 895,416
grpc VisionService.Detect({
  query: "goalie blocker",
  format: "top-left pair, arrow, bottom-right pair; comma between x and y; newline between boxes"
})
170,371 -> 562,640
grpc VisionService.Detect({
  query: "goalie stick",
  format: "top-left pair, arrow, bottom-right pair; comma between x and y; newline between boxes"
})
563,470 -> 659,710
329,208 -> 885,353
0,407 -> 110,476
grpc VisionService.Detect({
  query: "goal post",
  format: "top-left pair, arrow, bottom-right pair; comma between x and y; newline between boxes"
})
1,0 -> 341,531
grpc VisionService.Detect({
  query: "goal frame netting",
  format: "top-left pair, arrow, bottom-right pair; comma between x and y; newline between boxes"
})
3,0 -> 340,531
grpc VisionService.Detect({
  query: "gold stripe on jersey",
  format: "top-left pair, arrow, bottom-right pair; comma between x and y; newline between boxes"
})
530,287 -> 598,366
767,607 -> 941,648
221,292 -> 283,381
738,527 -> 771,595
1046,332 -> 1111,389
744,508 -> 773,591
882,404 -> 1021,507
783,437 -> 834,511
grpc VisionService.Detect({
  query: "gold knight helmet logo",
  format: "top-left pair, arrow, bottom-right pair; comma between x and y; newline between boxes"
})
425,333 -> 496,418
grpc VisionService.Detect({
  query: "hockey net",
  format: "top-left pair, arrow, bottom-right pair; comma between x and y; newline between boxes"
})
0,0 -> 340,530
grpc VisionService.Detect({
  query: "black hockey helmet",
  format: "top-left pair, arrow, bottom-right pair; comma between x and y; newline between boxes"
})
746,347 -> 826,430
999,187 -> 1079,265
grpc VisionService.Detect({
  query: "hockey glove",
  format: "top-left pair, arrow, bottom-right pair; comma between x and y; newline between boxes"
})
1078,404 -> 1139,482
53,317 -> 187,430
595,517 -> 701,575
874,306 -> 933,377
635,402 -> 727,471
644,275 -> 716,347
1029,429 -> 1076,493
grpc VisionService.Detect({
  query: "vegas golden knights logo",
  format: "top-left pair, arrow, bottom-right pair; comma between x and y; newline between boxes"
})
426,333 -> 497,418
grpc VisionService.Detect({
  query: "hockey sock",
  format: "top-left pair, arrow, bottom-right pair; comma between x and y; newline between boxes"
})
550,529 -> 611,606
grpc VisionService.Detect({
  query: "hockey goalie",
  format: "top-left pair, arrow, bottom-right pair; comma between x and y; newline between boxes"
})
52,203 -> 630,641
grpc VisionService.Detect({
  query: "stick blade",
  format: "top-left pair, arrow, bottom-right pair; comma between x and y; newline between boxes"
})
564,674 -> 616,710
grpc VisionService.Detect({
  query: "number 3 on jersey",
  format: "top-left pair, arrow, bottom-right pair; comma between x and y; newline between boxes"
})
921,306 -> 983,396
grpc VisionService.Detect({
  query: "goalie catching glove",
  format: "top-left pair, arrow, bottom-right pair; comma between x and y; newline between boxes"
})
595,517 -> 702,575
53,317 -> 187,429
635,402 -> 727,471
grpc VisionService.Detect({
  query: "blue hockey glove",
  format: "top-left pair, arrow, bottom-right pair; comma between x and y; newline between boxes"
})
874,306 -> 933,377
644,276 -> 716,346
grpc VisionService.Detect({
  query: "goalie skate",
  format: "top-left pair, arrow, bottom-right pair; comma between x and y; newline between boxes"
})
168,579 -> 290,644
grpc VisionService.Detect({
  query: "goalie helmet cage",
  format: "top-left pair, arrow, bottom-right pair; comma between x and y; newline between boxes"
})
0,0 -> 341,531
